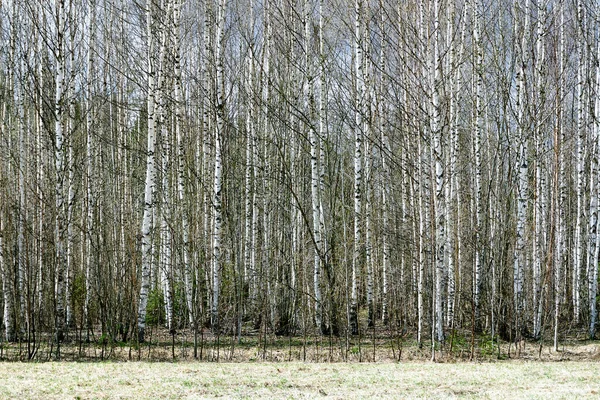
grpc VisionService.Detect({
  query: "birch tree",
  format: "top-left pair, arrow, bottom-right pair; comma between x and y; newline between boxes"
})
573,0 -> 585,323
83,0 -> 96,339
137,0 -> 159,343
305,0 -> 323,332
54,0 -> 68,350
589,6 -> 600,339
432,0 -> 445,343
514,0 -> 529,340
472,0 -> 484,328
350,0 -> 363,337
555,0 -> 566,350
211,0 -> 226,330
1,209 -> 14,342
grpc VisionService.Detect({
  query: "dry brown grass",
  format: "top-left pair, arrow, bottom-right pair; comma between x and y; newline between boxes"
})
0,359 -> 599,399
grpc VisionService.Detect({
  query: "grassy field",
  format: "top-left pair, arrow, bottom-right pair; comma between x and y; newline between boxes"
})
1,360 -> 599,399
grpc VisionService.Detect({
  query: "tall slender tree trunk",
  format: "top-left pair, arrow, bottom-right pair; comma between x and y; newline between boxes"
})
589,10 -> 600,339
244,28 -> 255,326
364,25 -> 374,329
514,0 -> 530,341
532,1 -> 546,339
35,16 -> 46,317
305,0 -> 322,332
379,0 -> 389,325
65,1 -> 76,330
447,0 -> 467,328
432,0 -> 444,343
417,129 -> 425,348
84,0 -> 96,339
0,29 -> 14,341
211,0 -> 226,330
350,0 -> 363,337
158,1 -> 175,333
473,0 -> 484,329
160,118 -> 174,333
137,0 -> 159,343
554,0 -> 566,351
170,0 -> 192,328
318,0 -> 329,334
17,53 -> 27,339
202,0 -> 213,313
574,0 -> 585,324
445,0 -> 456,330
1,212 -> 14,342
54,0 -> 67,351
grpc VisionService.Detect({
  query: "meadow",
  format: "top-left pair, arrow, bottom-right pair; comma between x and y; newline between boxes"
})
1,359 -> 599,399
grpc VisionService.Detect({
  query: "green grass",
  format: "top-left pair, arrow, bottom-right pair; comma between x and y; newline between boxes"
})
0,361 -> 599,399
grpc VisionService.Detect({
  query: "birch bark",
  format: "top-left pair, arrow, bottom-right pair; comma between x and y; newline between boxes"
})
473,0 -> 483,327
54,0 -> 67,348
1,211 -> 14,342
84,0 -> 96,338
432,0 -> 445,342
211,0 -> 226,330
533,0 -> 546,339
350,0 -> 363,336
514,0 -> 530,339
137,0 -> 160,342
306,0 -> 322,331
589,8 -> 600,339
574,0 -> 585,323
555,0 -> 566,350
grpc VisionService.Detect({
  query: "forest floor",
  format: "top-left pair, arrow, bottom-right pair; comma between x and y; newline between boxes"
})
93,335 -> 600,363
1,359 -> 600,399
3,325 -> 600,363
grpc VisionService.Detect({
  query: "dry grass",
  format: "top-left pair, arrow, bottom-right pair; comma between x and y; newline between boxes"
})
0,360 -> 599,399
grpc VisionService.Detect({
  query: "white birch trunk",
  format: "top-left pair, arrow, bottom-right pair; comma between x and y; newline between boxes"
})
263,0 -> 274,327
17,58 -> 26,337
244,48 -> 255,308
318,0 -> 327,333
554,0 -> 566,351
445,0 -> 456,330
379,0 -> 389,325
202,0 -> 213,310
532,1 -> 546,339
137,0 -> 159,342
417,132 -> 425,347
171,0 -> 192,327
363,19 -> 374,330
54,0 -> 67,347
84,0 -> 96,335
365,129 -> 373,328
158,0 -> 174,333
473,0 -> 484,327
514,0 -> 529,338
589,14 -> 600,339
350,0 -> 363,336
1,213 -> 14,342
211,0 -> 226,330
306,0 -> 322,331
432,0 -> 444,342
447,0 -> 467,327
574,0 -> 585,324
66,3 -> 76,329
36,21 -> 45,315
160,122 -> 173,333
